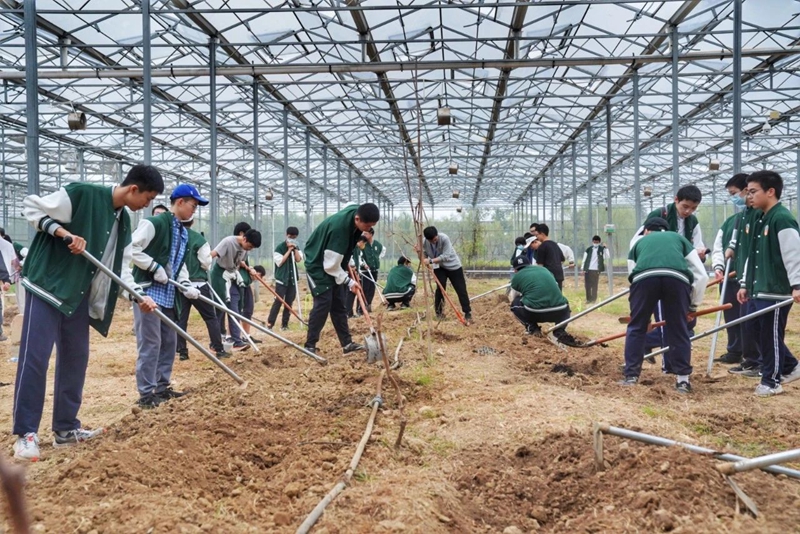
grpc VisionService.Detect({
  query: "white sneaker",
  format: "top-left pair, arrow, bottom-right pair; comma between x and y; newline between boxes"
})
754,384 -> 784,397
781,365 -> 800,385
13,433 -> 40,461
53,428 -> 105,448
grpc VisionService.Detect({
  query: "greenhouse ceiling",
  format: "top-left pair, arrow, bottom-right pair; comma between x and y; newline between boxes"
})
1,0 -> 800,221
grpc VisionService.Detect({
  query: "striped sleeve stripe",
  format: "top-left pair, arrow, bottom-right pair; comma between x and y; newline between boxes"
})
39,217 -> 62,236
631,269 -> 690,285
522,302 -> 569,313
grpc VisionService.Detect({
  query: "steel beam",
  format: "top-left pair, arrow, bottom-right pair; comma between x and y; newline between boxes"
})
209,38 -> 218,246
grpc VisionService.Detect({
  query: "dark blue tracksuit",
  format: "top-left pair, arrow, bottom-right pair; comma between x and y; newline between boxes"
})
624,276 -> 692,378
720,280 -> 742,358
752,299 -> 796,388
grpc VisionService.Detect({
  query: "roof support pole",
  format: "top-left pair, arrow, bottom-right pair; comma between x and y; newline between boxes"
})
24,0 -> 39,242
209,37 -> 218,246
305,129 -> 311,237
733,0 -> 742,174
572,143 -> 578,287
796,150 -> 799,218
633,69 -> 642,229
560,157 -> 565,240
550,169 -> 555,236
142,0 -> 152,165
357,170 -> 361,204
605,103 -> 614,296
671,25 -> 680,195
343,160 -> 347,206
253,81 -> 260,259
587,125 -> 593,237
323,146 -> 328,218
282,106 -> 289,233
712,175 -> 718,233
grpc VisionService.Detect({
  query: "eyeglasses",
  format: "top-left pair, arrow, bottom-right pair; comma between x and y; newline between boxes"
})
745,188 -> 764,196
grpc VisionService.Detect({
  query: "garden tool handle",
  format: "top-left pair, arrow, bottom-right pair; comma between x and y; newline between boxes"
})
348,266 -> 375,332
423,261 -> 468,326
252,272 -> 307,326
617,303 -> 732,324
62,236 -> 247,385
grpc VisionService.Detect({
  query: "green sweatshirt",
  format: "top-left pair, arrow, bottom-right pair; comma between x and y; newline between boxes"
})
383,264 -> 416,298
510,265 -> 568,311
742,203 -> 800,299
645,204 -> 698,241
304,205 -> 362,296
729,207 -> 762,282
363,240 -> 383,271
273,241 -> 299,287
185,229 -> 210,282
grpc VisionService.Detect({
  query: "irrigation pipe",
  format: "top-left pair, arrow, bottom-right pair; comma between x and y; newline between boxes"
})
470,283 -> 510,302
296,369 -> 386,534
593,423 -> 800,479
717,448 -> 800,475
543,288 -> 630,334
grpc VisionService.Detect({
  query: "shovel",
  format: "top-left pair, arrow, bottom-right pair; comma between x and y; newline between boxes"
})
252,272 -> 307,327
349,265 -> 388,363
543,287 -> 631,335
423,261 -> 469,326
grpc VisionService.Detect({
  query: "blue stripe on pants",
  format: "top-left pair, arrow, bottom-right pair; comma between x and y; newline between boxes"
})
13,292 -> 91,435
134,305 -> 178,396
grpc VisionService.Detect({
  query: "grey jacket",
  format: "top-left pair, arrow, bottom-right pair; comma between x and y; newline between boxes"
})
423,233 -> 462,270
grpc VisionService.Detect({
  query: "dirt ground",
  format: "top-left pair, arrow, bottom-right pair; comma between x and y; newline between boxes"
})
1,275 -> 800,533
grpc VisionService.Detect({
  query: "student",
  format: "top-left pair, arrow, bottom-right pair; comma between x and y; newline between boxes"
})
710,173 -> 748,366
416,226 -> 473,323
509,256 -> 580,345
384,256 -> 417,310
130,184 -> 207,409
12,164 -> 163,461
737,171 -> 800,397
621,217 -> 708,393
510,236 -> 526,265
252,265 -> 266,302
532,224 -> 565,290
725,176 -> 765,377
233,222 -> 259,343
582,235 -> 609,303
175,217 -> 229,361
267,226 -> 303,331
209,228 -> 261,350
151,204 -> 169,216
0,240 -> 11,342
304,203 -> 380,355
631,184 -> 706,258
346,235 -> 369,318
362,228 -> 385,312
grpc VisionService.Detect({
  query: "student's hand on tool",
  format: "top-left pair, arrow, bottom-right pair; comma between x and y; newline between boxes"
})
248,267 -> 258,278
153,266 -> 169,284
793,288 -> 800,303
413,243 -> 421,253
724,248 -> 734,261
714,269 -> 724,282
139,296 -> 158,313
1,282 -> 9,292
64,233 -> 87,255
737,288 -> 748,304
183,286 -> 200,300
347,277 -> 360,294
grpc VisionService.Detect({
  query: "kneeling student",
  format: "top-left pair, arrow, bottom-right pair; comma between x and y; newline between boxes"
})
621,217 -> 708,393
509,256 -> 580,346
383,256 -> 417,310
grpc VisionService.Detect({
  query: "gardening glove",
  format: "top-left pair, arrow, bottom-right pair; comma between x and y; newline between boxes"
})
153,266 -> 168,284
235,270 -> 245,287
182,285 -> 200,300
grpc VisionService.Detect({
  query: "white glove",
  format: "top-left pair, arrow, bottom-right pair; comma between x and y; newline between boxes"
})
347,277 -> 357,289
182,285 -> 200,300
235,270 -> 245,287
222,269 -> 237,282
153,266 -> 168,284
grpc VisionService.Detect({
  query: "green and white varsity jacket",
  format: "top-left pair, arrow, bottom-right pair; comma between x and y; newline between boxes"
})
741,203 -> 800,300
304,204 -> 363,296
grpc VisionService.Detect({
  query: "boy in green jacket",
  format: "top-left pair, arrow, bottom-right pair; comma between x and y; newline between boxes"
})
304,203 -> 380,355
267,226 -> 303,330
737,171 -> 800,396
130,184 -> 207,409
384,256 -> 416,310
13,165 -> 163,462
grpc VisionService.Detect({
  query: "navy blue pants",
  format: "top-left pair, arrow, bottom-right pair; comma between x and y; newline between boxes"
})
624,277 -> 692,378
267,283 -> 297,328
219,284 -> 244,344
741,299 -> 763,368
752,299 -> 797,388
645,300 -> 696,373
720,279 -> 742,357
13,292 -> 91,436
510,296 -> 570,332
305,284 -> 353,350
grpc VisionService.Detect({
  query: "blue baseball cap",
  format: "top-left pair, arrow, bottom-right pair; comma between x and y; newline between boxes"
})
170,183 -> 209,206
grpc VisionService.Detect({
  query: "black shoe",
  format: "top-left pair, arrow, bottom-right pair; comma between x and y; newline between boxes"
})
304,346 -> 317,354
342,342 -> 365,354
619,376 -> 638,386
0,334 -> 8,342
216,350 -> 233,359
157,387 -> 187,401
387,303 -> 397,311
400,302 -> 411,309
280,326 -> 289,331
178,350 -> 189,361
675,381 -> 692,394
525,325 -> 542,337
249,337 -> 263,344
232,342 -> 250,351
715,352 -> 743,364
137,394 -> 163,410
729,364 -> 761,378
464,312 -> 473,323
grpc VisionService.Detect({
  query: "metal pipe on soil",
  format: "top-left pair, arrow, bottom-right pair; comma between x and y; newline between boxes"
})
544,287 -> 630,334
706,258 -> 733,376
205,283 -> 260,353
469,283 -> 510,302
167,280 -> 326,365
595,423 -> 800,479
717,448 -> 800,475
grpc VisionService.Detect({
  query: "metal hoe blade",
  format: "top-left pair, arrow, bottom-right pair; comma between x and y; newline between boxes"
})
365,332 -> 388,364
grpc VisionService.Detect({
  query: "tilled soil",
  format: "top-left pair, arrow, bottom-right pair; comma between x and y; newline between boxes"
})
2,280 -> 800,533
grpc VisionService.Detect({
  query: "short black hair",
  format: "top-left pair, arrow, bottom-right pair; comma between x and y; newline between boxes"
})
592,235 -> 601,242
243,229 -> 262,248
367,227 -> 375,235
253,265 -> 266,277
357,235 -> 368,243
529,223 -> 539,232
514,236 -> 526,246
644,217 -> 670,232
286,226 -> 299,236
536,223 -> 550,236
234,222 -> 251,235
122,164 -> 164,194
0,227 -> 5,236
725,173 -> 749,190
2,235 -> 11,244
523,232 -> 532,239
423,226 -> 438,241
151,204 -> 169,215
747,170 -> 784,200
356,203 -> 380,224
398,256 -> 410,265
676,184 -> 702,203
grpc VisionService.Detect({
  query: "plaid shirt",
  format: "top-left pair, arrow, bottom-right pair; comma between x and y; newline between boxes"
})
145,216 -> 188,309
